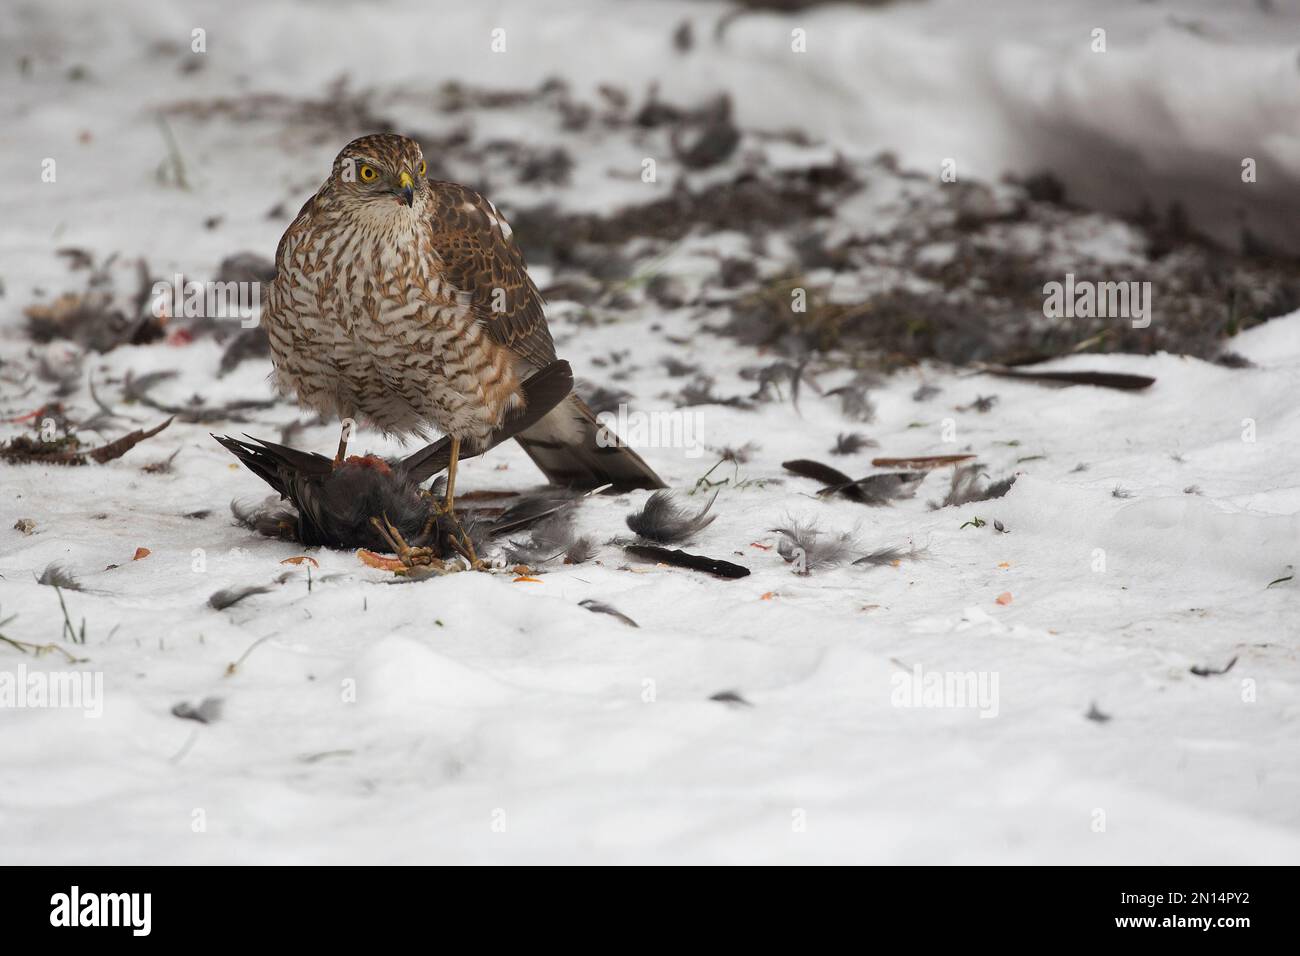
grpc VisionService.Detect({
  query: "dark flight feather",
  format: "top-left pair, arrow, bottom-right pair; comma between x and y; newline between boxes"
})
624,545 -> 749,579
982,366 -> 1155,390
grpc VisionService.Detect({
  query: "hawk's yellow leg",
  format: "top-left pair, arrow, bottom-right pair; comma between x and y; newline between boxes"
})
416,439 -> 483,567
332,418 -> 355,469
424,436 -> 483,569
443,435 -> 460,513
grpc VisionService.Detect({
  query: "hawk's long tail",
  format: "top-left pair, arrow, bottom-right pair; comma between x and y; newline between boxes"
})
514,394 -> 666,491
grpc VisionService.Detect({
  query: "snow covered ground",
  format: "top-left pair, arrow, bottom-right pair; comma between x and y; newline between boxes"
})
1,0 -> 1298,865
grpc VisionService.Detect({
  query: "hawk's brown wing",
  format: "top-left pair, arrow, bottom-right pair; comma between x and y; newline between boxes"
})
424,181 -> 556,370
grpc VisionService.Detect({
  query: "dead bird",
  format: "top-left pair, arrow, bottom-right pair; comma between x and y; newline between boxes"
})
218,360 -> 574,563
222,445 -> 450,555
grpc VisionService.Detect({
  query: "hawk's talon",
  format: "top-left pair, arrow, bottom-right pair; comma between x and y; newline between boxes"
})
368,514 -> 444,574
408,433 -> 484,570
442,507 -> 483,570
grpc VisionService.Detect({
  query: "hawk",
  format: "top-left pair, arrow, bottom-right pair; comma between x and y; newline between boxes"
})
263,133 -> 664,524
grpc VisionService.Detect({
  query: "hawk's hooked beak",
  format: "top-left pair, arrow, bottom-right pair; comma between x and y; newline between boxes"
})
396,171 -> 415,207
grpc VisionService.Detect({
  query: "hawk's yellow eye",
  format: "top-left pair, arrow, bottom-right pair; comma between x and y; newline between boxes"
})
358,164 -> 378,183
417,160 -> 426,177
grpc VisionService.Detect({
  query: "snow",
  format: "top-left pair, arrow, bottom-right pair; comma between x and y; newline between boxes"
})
2,0 -> 1299,865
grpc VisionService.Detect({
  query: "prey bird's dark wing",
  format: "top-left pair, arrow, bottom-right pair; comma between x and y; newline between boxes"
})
211,434 -> 329,499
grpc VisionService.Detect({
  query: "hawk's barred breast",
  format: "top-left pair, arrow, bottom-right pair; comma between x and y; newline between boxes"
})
264,171 -> 525,443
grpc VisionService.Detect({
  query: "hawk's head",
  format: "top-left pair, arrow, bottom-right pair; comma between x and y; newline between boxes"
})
329,134 -> 428,209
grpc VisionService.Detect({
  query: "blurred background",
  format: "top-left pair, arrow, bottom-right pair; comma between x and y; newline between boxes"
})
2,0 -> 1298,383
2,0 -> 1299,373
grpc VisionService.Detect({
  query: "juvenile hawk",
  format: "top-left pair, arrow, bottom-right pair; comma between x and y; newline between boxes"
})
263,133 -> 664,513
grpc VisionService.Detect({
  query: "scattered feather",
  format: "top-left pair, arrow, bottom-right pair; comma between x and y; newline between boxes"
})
771,521 -> 857,572
783,458 -> 852,487
912,384 -> 942,401
932,465 -> 1015,508
624,545 -> 749,579
661,356 -> 699,378
626,490 -> 718,544
741,358 -> 808,407
853,544 -> 925,568
848,471 -> 926,506
1190,656 -> 1238,677
579,599 -> 639,628
1085,702 -> 1112,723
826,371 -> 878,422
504,512 -> 595,565
830,432 -> 876,456
709,690 -> 753,708
230,497 -> 297,539
871,454 -> 975,469
172,697 -> 223,724
489,490 -> 584,537
676,375 -> 751,408
37,562 -> 83,590
983,367 -> 1155,390
783,459 -> 923,505
959,394 -> 998,413
142,448 -> 181,474
208,583 -> 276,610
